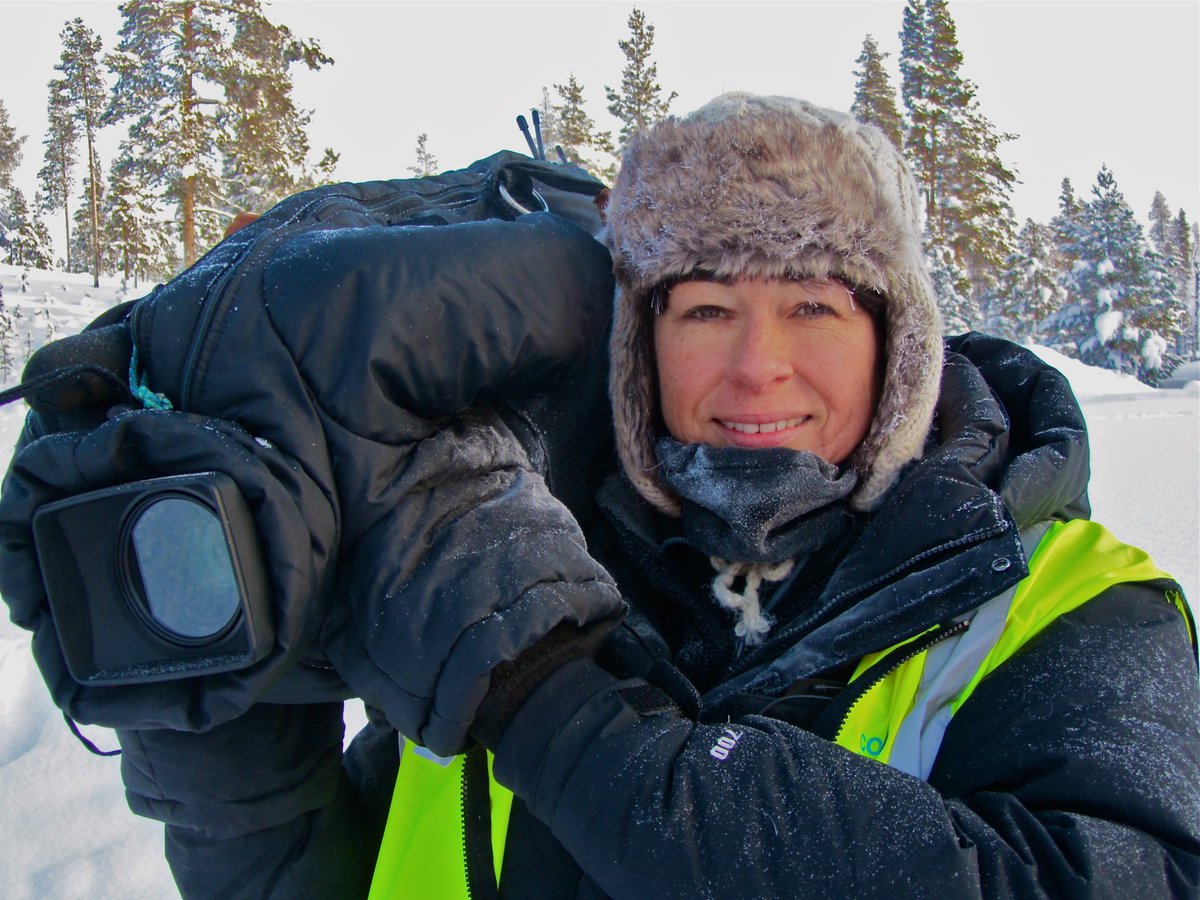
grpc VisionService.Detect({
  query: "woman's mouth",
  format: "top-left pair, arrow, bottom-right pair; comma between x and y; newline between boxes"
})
718,416 -> 809,435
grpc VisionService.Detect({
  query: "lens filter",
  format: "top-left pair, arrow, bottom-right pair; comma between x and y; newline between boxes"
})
128,495 -> 242,643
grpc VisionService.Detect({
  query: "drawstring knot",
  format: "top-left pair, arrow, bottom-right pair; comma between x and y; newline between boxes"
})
709,557 -> 795,646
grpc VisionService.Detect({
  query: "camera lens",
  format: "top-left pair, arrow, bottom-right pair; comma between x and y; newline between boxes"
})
129,496 -> 242,642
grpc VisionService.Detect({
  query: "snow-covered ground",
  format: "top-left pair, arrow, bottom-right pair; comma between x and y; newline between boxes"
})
0,263 -> 1197,899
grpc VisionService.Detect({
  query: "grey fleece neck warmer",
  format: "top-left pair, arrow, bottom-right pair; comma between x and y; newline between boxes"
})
654,438 -> 859,565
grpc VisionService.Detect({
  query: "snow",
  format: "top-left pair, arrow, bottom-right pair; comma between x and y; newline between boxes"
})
1141,334 -> 1167,371
1097,258 -> 1115,276
1,264 -> 1198,898
1095,308 -> 1122,344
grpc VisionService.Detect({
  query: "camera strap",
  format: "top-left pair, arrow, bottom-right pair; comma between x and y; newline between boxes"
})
63,712 -> 121,757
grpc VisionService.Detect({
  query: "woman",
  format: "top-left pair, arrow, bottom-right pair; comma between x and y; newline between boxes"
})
368,94 -> 1199,898
37,95 -> 1194,897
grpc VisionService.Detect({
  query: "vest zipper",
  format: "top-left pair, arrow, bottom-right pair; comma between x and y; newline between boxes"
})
460,745 -> 498,900
828,618 -> 971,744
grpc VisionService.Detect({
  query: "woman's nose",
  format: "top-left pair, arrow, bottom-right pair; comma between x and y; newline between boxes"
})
725,318 -> 792,390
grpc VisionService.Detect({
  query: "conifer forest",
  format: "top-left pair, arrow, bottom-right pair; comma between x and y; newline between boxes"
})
0,1 -> 1196,385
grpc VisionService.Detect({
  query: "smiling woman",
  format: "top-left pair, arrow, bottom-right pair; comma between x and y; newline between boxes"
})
653,276 -> 881,461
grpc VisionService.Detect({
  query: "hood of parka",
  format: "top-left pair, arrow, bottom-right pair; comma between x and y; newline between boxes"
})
605,92 -> 943,516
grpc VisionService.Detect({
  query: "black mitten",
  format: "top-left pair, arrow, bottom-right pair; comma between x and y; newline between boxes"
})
321,408 -> 625,757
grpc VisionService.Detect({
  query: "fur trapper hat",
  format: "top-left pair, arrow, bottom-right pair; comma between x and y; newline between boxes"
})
605,92 -> 944,515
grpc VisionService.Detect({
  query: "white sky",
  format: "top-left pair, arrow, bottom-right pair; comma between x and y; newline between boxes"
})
1,0 -> 1197,243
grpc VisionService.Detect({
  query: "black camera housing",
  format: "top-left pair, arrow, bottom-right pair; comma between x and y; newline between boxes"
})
32,472 -> 273,685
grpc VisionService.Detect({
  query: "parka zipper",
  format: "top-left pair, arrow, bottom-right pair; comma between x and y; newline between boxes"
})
822,617 -> 971,744
715,523 -> 1011,699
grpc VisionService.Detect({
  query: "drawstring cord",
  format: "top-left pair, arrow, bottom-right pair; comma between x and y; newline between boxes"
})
709,557 -> 795,647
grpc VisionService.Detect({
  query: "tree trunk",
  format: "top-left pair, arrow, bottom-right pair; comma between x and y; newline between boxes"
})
87,136 -> 100,288
181,2 -> 197,266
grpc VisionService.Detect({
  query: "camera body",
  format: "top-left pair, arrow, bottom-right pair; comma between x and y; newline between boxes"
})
32,472 -> 273,685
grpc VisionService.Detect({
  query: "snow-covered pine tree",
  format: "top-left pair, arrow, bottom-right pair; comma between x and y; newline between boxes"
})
408,134 -> 438,178
1168,209 -> 1196,357
605,7 -> 677,147
4,189 -> 55,269
56,18 -> 107,287
220,5 -> 331,216
69,166 -> 107,277
552,74 -> 617,182
0,99 -> 25,191
105,147 -> 178,285
0,100 -> 26,253
945,98 -> 1018,300
988,219 -> 1067,342
38,78 -> 78,270
1051,166 -> 1185,383
927,241 -> 979,333
106,0 -> 328,266
851,35 -> 904,149
898,0 -> 1016,305
1148,190 -> 1172,254
0,296 -> 19,383
1050,178 -> 1082,265
106,0 -> 227,265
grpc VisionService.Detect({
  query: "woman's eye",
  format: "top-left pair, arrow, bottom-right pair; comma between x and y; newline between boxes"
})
792,302 -> 833,318
682,305 -> 729,320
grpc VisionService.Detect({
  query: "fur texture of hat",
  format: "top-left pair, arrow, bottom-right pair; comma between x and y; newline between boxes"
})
605,92 -> 944,515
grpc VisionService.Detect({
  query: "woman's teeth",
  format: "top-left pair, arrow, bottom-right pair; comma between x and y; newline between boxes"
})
720,417 -> 806,434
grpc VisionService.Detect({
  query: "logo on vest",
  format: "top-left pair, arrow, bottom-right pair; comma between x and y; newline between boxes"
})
860,733 -> 886,757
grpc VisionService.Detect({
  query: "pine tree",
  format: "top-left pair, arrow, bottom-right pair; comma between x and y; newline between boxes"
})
945,98 -> 1018,299
605,8 -> 677,147
0,296 -> 20,383
851,35 -> 904,149
408,133 -> 438,177
1168,209 -> 1196,357
1147,191 -> 1172,253
535,87 -> 559,157
927,241 -> 978,333
989,219 -> 1067,341
38,78 -> 78,269
898,0 -> 1016,300
0,99 -> 25,191
220,3 -> 332,215
553,74 -> 616,180
1050,178 -> 1082,262
56,18 -> 108,286
106,0 -> 329,266
1049,166 -> 1185,383
4,189 -> 55,269
296,148 -> 340,191
69,168 -> 106,277
105,148 -> 177,285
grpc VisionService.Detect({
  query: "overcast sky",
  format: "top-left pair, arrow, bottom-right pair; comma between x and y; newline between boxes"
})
1,0 -> 1197,242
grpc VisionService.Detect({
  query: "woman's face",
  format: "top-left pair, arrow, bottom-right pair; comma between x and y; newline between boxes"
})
653,277 -> 882,464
